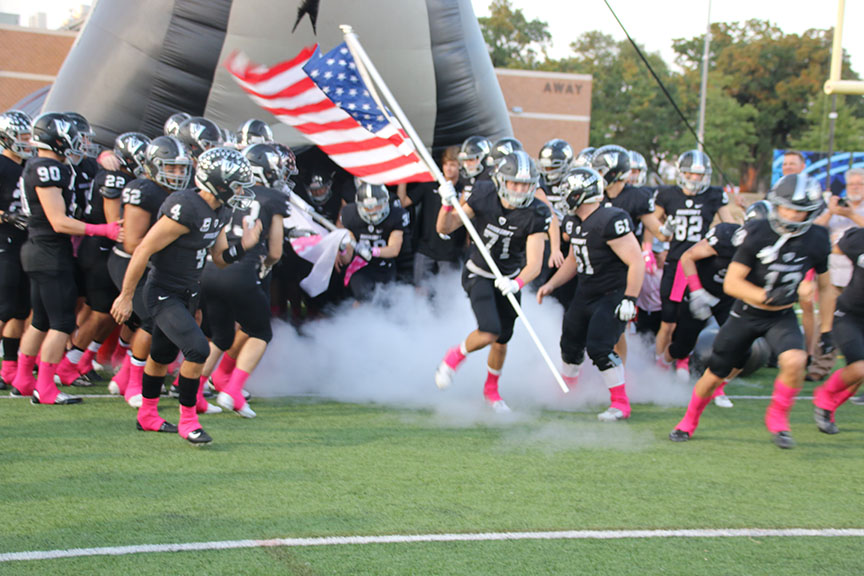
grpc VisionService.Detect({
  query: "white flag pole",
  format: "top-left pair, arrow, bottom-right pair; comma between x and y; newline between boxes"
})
340,25 -> 568,393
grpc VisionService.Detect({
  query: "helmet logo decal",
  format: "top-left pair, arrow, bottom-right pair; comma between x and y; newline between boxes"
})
190,122 -> 206,140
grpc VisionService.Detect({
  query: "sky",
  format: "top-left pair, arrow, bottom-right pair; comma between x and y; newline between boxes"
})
471,0 -> 864,76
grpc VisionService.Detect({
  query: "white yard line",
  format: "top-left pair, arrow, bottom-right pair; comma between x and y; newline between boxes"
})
2,529 -> 863,563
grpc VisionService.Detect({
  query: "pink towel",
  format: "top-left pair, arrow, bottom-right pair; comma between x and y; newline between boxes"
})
669,260 -> 688,303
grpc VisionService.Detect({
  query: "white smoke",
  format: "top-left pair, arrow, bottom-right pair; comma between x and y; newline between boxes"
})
250,270 -> 691,425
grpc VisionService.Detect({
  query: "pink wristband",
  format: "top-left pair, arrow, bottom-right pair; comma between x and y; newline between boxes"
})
515,278 -> 525,290
686,274 -> 703,292
371,247 -> 381,258
442,205 -> 453,213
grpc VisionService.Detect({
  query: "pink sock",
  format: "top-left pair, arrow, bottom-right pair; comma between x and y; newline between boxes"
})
56,356 -> 80,386
13,353 -> 37,395
225,368 -> 251,410
125,363 -> 144,402
483,368 -> 501,403
444,344 -> 467,370
675,390 -> 712,434
178,404 -> 201,438
211,354 -> 237,392
195,375 -> 210,413
814,370 -> 849,412
2,359 -> 18,386
137,397 -> 168,431
112,354 -> 132,395
711,381 -> 728,399
609,384 -> 631,417
765,379 -> 798,433
111,340 -> 129,368
78,349 -> 96,375
35,361 -> 61,404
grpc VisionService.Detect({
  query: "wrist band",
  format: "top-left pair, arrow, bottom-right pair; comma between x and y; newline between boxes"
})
442,205 -> 453,213
515,278 -> 525,290
686,274 -> 703,292
222,242 -> 245,263
371,247 -> 381,258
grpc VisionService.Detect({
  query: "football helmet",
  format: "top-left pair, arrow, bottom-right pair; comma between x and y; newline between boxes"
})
538,138 -> 574,185
163,112 -> 191,137
195,147 -> 255,209
114,132 -> 151,176
30,112 -> 86,165
677,150 -> 712,194
63,112 -> 99,157
457,136 -> 492,178
272,143 -> 298,177
745,199 -> 771,222
557,166 -> 605,215
355,181 -> 391,225
306,172 -> 334,205
177,117 -> 222,158
767,174 -> 824,236
490,137 -> 523,165
237,119 -> 274,147
143,136 -> 192,191
591,144 -> 631,186
0,109 -> 34,158
494,150 -> 539,208
628,150 -> 648,186
243,143 -> 285,188
573,146 -> 596,167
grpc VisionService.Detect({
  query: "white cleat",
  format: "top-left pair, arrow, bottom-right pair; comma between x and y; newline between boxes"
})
489,399 -> 511,414
202,402 -> 223,415
107,381 -> 120,395
597,407 -> 628,422
434,362 -> 455,390
126,394 -> 143,409
713,395 -> 734,408
217,391 -> 256,418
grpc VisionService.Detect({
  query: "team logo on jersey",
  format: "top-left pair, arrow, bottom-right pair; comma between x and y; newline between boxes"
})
498,216 -> 507,226
685,199 -> 693,208
368,224 -> 375,233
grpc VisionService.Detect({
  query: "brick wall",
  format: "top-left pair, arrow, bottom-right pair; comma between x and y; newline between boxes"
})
0,25 -> 76,110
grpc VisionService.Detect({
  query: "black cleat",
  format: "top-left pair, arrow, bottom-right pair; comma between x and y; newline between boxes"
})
772,431 -> 796,449
9,386 -> 29,398
31,391 -> 82,405
70,373 -> 94,387
0,377 -> 8,390
183,428 -> 212,446
136,421 -> 179,433
669,429 -> 691,442
813,407 -> 839,435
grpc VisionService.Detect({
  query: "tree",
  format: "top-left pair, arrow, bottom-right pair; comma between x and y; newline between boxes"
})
789,94 -> 864,153
477,0 -> 551,69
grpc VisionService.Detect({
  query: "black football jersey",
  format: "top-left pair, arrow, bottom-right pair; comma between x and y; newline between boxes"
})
224,185 -> 290,266
538,178 -> 567,220
655,185 -> 728,260
837,228 -> 864,316
602,184 -> 654,241
341,201 -> 407,269
119,178 -> 172,232
563,205 -> 634,299
696,222 -> 740,299
83,169 -> 128,224
731,218 -> 830,307
0,154 -> 26,243
70,157 -> 98,219
407,180 -> 467,262
149,189 -> 231,291
294,184 -> 342,223
21,157 -> 74,240
459,164 -> 492,201
465,180 -> 551,277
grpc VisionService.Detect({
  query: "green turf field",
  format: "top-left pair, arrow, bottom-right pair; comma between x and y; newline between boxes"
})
1,367 -> 862,575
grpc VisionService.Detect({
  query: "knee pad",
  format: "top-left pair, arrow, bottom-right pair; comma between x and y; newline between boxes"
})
591,351 -> 623,372
183,337 -> 211,364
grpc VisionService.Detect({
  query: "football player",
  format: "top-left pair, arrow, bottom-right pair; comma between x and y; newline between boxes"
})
0,110 -> 33,391
669,174 -> 831,449
236,119 -> 274,148
111,147 -> 261,445
457,136 -> 493,196
653,150 -> 735,373
434,150 -> 551,413
12,112 -> 122,404
537,166 -> 644,421
535,138 -> 571,284
107,136 -> 192,407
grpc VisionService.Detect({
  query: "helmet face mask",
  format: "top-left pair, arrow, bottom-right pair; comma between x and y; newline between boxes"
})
538,139 -> 574,185
767,174 -> 824,236
63,112 -> 99,158
355,182 -> 390,225
494,150 -> 539,208
628,150 -> 648,186
193,147 -> 255,208
676,150 -> 712,194
114,132 -> 151,177
557,166 -> 605,215
458,136 -> 491,178
307,173 -> 334,205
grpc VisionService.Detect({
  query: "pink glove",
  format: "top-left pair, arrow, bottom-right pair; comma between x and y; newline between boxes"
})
85,222 -> 122,241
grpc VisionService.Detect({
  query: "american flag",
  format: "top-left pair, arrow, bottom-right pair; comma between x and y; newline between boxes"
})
225,42 -> 434,185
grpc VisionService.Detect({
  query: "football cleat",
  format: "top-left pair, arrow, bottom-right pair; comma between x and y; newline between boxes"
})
216,391 -> 256,418
675,358 -> 690,382
772,431 -> 796,449
813,407 -> 839,435
434,361 -> 456,390
0,377 -> 8,390
200,402 -> 223,415
183,427 -> 213,446
489,399 -> 512,414
597,407 -> 628,422
10,386 -> 30,397
126,394 -> 143,408
851,393 -> 864,406
668,429 -> 691,442
136,420 -> 178,433
713,395 -> 734,408
31,391 -> 82,405
108,381 -> 121,395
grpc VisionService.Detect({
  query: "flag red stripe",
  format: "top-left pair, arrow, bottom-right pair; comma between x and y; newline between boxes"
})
226,45 -> 317,83
337,154 -> 426,178
261,99 -> 338,118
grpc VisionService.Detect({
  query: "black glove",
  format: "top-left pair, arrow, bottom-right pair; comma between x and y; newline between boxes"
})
819,332 -> 835,356
0,211 -> 28,230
